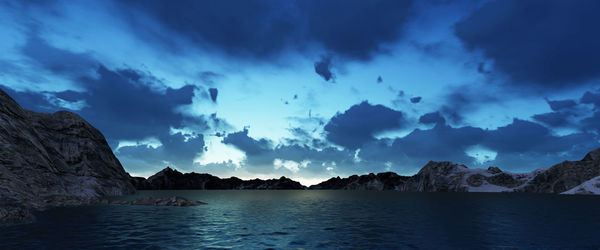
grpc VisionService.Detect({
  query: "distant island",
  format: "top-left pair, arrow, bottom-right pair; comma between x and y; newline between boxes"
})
1,87 -> 599,224
133,149 -> 600,195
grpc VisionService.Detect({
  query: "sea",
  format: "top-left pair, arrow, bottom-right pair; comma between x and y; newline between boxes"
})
1,190 -> 599,249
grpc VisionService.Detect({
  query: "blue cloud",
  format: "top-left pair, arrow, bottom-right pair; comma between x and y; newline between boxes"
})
419,112 -> 445,125
324,101 -> 406,149
455,0 -> 600,87
118,0 -> 414,61
314,55 -> 334,81
410,96 -> 422,103
222,128 -> 272,155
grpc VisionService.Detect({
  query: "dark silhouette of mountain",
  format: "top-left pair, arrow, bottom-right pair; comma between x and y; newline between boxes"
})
134,147 -> 600,194
131,167 -> 306,190
0,88 -> 135,223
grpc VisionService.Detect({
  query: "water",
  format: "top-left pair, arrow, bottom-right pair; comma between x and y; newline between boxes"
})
1,191 -> 599,249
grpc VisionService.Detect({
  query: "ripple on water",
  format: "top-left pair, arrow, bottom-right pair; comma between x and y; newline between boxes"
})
1,191 -> 600,249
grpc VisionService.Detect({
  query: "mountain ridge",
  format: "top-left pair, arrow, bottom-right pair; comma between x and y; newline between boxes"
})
132,148 -> 600,195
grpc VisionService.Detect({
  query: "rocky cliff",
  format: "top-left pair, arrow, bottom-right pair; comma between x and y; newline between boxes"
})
132,167 -> 306,190
0,88 -> 135,222
309,148 -> 600,194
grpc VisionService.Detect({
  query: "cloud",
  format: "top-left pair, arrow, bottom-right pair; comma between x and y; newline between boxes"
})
532,112 -> 571,128
116,132 -> 205,173
547,99 -> 577,111
208,88 -> 218,102
410,96 -> 422,103
419,111 -> 445,125
314,55 -> 334,81
324,101 -> 406,149
1,34 -> 208,146
118,0 -> 415,61
222,128 -> 273,155
20,35 -> 99,79
581,90 -> 600,108
455,0 -> 600,87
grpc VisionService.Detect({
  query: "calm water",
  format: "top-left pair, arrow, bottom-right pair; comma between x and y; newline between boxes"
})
1,191 -> 599,249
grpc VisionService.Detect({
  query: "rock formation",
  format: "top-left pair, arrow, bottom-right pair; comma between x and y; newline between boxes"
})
309,172 -> 410,190
309,148 -> 600,194
0,88 -> 135,223
110,196 -> 206,206
518,148 -> 600,193
132,167 -> 306,190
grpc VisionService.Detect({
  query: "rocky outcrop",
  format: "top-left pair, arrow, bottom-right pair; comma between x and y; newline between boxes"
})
516,148 -> 600,193
561,176 -> 600,195
401,161 -> 470,192
132,167 -> 306,190
110,196 -> 206,206
0,88 -> 135,223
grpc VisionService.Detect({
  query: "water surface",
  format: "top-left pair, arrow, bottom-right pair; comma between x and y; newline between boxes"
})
1,191 -> 599,249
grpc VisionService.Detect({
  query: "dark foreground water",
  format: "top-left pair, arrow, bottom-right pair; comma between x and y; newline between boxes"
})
1,191 -> 599,249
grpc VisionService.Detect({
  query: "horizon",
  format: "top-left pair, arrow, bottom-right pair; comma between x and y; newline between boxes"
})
1,0 -> 600,186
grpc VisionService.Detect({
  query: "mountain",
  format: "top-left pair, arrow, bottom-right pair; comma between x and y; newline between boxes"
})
0,88 -> 135,222
131,167 -> 306,190
309,149 -> 600,194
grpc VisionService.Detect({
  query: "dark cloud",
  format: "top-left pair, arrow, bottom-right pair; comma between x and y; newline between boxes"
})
547,99 -> 577,111
581,90 -> 600,109
439,88 -> 499,125
3,35 -> 205,145
455,0 -> 600,87
208,88 -> 218,102
389,123 -> 485,163
419,112 -> 445,125
410,96 -> 422,103
116,133 -> 205,173
582,112 -> 600,133
532,112 -> 571,128
119,0 -> 414,61
222,128 -> 272,155
314,55 -> 334,81
77,66 -> 200,140
324,101 -> 406,149
20,36 -> 99,78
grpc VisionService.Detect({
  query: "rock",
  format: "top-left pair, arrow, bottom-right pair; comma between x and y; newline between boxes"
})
402,161 -> 469,192
517,148 -> 600,193
561,176 -> 600,195
0,206 -> 35,224
487,166 -> 502,174
121,196 -> 206,206
0,87 -> 135,222
466,174 -> 485,187
132,167 -> 306,190
308,172 -> 410,190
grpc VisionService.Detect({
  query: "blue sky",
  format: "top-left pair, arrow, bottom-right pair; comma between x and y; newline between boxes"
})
1,0 -> 599,185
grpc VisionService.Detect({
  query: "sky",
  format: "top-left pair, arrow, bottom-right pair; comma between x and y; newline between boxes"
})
1,0 -> 599,185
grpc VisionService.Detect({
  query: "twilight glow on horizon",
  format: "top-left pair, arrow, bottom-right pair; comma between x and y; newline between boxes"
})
1,0 -> 599,185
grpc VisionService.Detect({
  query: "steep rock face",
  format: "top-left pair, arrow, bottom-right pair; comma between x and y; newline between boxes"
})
0,88 -> 135,212
133,167 -> 306,190
517,148 -> 600,193
561,176 -> 600,195
402,161 -> 470,192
